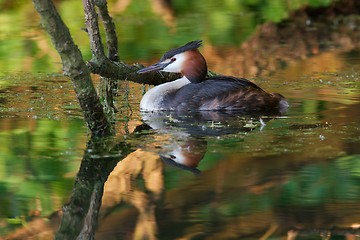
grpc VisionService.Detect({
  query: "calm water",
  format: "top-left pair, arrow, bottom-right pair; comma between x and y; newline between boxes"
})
1,51 -> 359,239
1,1 -> 360,239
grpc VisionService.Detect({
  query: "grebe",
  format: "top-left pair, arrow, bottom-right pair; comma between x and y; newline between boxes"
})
137,40 -> 288,115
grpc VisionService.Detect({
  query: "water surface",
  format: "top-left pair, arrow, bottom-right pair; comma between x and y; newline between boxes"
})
1,50 -> 359,239
0,0 -> 360,239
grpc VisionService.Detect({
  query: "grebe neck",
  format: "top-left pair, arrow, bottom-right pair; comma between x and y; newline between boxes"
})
140,76 -> 190,111
181,49 -> 207,83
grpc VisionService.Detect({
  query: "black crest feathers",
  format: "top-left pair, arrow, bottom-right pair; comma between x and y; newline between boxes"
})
160,40 -> 202,61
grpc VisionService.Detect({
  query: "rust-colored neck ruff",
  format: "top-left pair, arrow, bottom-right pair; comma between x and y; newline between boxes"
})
181,50 -> 207,83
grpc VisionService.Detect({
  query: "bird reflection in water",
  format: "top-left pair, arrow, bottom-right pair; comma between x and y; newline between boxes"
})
139,110 -> 274,175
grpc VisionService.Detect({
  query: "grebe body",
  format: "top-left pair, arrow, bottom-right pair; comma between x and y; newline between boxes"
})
138,40 -> 288,115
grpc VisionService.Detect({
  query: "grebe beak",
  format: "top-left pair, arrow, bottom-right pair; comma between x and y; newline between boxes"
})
137,61 -> 170,74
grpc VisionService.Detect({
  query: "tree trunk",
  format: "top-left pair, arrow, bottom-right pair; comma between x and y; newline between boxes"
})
32,0 -> 113,137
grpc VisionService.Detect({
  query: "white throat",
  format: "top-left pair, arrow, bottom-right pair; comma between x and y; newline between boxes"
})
140,76 -> 190,111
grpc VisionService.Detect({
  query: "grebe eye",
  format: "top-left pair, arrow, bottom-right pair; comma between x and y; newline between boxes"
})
171,57 -> 176,62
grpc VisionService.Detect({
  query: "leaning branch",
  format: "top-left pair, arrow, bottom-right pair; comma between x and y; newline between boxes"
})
32,0 -> 113,137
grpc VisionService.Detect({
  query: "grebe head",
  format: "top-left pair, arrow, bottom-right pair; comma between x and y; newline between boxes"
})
137,40 -> 208,83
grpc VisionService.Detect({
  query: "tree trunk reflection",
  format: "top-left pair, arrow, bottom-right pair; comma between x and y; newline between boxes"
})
56,139 -> 133,240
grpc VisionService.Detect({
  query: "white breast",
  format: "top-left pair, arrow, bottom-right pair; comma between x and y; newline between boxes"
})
140,76 -> 190,111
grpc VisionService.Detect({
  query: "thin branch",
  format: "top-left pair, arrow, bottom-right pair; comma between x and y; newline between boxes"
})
95,0 -> 119,61
82,0 -> 107,62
